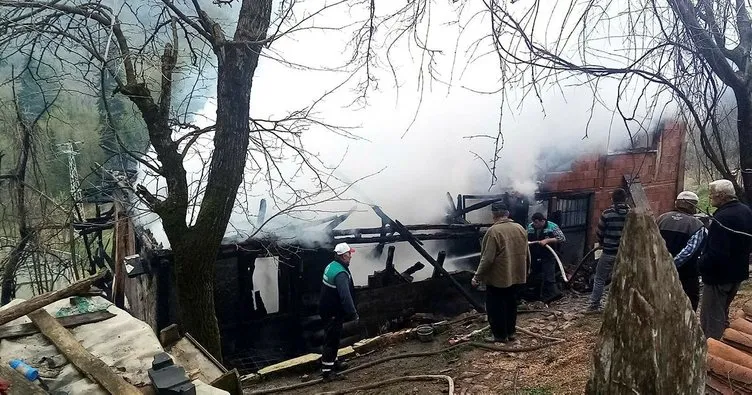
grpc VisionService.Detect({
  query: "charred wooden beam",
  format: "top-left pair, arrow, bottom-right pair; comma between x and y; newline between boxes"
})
371,206 -> 485,313
331,223 -> 490,237
432,251 -> 446,279
446,197 -> 505,220
335,232 -> 481,245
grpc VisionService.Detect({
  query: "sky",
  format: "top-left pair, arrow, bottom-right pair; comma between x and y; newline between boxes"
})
132,0 -> 673,247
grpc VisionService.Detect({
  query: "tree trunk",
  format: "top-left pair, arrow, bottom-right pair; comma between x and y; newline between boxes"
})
170,234 -> 223,360
586,211 -> 706,394
735,91 -> 752,203
1,108 -> 33,305
159,0 -> 272,360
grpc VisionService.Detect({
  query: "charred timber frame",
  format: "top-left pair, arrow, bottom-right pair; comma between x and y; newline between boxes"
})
370,206 -> 486,313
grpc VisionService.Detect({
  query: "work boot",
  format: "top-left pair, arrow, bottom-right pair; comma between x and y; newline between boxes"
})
584,306 -> 602,315
483,335 -> 507,343
333,360 -> 349,372
321,370 -> 343,382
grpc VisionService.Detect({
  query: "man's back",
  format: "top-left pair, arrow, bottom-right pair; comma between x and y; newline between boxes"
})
476,219 -> 530,288
657,210 -> 704,256
701,201 -> 752,284
597,203 -> 630,255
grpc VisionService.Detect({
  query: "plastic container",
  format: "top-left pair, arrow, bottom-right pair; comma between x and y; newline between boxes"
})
416,324 -> 434,343
9,359 -> 38,381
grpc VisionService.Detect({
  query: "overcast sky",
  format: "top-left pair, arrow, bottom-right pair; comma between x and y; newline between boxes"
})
134,0 -> 673,246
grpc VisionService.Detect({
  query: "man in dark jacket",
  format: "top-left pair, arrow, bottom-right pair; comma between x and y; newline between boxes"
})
587,188 -> 630,313
318,243 -> 358,379
657,191 -> 705,311
527,212 -> 566,303
692,180 -> 752,339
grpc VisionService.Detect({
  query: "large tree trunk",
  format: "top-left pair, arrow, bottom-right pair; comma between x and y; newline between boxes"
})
159,0 -> 272,360
735,91 -> 752,203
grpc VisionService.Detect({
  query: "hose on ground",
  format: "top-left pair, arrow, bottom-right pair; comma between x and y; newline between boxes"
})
315,374 -> 455,395
247,325 -> 565,395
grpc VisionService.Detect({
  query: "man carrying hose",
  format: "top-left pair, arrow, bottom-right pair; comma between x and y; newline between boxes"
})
472,202 -> 531,343
318,243 -> 359,380
526,212 -> 566,303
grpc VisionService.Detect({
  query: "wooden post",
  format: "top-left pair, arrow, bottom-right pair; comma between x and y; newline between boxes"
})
385,246 -> 395,274
112,203 -> 135,309
27,309 -> 141,395
0,271 -> 106,326
432,251 -> 446,279
586,211 -> 705,394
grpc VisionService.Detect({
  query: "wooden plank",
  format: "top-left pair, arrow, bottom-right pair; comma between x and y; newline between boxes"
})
27,308 -> 140,395
0,364 -> 47,395
167,337 -> 225,384
0,311 -> 115,340
112,203 -> 134,309
0,271 -> 106,327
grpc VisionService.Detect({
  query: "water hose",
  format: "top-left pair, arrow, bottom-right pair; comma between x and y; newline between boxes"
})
316,375 -> 455,395
528,242 -> 568,283
247,328 -> 565,395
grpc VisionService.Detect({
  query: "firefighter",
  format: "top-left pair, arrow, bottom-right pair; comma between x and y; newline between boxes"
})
526,212 -> 566,303
318,243 -> 358,380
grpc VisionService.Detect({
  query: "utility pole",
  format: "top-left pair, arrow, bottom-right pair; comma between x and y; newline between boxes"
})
57,141 -> 83,280
58,141 -> 83,216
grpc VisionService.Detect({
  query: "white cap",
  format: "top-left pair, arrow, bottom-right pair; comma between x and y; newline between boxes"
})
676,191 -> 699,202
334,243 -> 355,255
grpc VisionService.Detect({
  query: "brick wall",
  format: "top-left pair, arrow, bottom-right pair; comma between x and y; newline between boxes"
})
540,122 -> 686,247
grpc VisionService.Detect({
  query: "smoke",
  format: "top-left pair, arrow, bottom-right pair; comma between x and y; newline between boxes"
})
131,0 -> 674,251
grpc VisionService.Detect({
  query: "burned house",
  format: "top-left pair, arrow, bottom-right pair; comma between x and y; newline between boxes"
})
93,122 -> 687,376
535,121 -> 686,267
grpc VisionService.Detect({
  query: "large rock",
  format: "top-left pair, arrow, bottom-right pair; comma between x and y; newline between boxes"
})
586,211 -> 705,394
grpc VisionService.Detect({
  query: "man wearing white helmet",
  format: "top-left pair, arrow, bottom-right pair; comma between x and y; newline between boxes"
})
318,242 -> 358,380
657,191 -> 704,310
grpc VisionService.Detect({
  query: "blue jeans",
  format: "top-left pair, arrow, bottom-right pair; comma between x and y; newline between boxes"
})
589,254 -> 617,309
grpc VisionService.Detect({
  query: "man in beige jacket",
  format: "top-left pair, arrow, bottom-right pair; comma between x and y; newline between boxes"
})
472,202 -> 531,343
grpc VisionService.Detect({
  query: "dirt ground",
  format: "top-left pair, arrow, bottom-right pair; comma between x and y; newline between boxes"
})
244,284 -> 752,395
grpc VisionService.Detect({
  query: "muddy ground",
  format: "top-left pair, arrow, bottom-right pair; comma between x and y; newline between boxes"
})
244,285 -> 752,395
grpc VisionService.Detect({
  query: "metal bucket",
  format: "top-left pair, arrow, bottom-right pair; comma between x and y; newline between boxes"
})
416,324 -> 434,343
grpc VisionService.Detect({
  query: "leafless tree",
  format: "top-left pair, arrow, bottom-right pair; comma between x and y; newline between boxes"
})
469,0 -> 752,201
0,0 -> 438,358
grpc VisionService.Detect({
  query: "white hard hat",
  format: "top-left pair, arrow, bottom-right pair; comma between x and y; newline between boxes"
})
676,191 -> 699,202
334,243 -> 355,255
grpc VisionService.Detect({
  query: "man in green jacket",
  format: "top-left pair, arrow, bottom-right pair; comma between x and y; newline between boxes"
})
318,243 -> 358,379
472,202 -> 531,343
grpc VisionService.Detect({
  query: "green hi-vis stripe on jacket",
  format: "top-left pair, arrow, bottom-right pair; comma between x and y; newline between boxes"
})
322,261 -> 350,288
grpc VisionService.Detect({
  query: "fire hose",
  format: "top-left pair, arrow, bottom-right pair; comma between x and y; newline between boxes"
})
529,242 -> 568,283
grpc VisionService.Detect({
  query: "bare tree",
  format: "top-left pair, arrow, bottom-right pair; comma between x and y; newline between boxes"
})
471,0 -> 752,201
0,0 -> 433,358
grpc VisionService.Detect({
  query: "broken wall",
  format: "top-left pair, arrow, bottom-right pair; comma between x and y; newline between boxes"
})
541,122 -> 686,247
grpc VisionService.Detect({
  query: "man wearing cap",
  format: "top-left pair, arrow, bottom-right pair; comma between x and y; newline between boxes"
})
657,191 -> 705,311
318,243 -> 358,379
472,202 -> 531,343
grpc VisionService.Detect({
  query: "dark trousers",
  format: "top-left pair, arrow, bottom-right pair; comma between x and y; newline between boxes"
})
679,274 -> 700,311
486,285 -> 518,340
701,282 -> 741,340
321,315 -> 343,372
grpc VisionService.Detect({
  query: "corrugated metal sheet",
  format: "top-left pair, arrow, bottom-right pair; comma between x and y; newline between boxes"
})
0,296 -> 162,393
